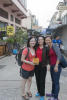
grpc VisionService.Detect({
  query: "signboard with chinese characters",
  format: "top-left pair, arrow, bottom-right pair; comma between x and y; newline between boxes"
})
7,26 -> 14,36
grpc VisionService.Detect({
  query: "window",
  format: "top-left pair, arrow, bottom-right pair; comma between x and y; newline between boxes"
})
15,26 -> 19,32
15,18 -> 21,24
11,24 -> 13,26
0,21 -> 8,38
10,15 -> 14,21
0,8 -> 8,19
0,21 -> 8,29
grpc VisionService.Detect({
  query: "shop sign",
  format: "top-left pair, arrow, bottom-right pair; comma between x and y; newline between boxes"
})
7,26 -> 14,36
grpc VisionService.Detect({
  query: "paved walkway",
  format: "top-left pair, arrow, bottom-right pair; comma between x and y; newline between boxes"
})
0,55 -> 67,100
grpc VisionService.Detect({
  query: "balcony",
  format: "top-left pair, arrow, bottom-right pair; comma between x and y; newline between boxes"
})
0,0 -> 27,19
11,0 -> 27,18
18,0 -> 26,9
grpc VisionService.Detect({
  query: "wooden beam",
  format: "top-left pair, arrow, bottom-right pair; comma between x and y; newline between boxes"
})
17,14 -> 22,16
3,3 -> 12,7
12,10 -> 19,13
21,16 -> 27,19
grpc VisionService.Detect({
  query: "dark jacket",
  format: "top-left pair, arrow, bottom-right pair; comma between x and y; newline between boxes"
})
42,45 -> 50,66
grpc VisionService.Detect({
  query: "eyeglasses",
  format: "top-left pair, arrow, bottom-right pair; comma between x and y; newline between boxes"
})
30,40 -> 36,42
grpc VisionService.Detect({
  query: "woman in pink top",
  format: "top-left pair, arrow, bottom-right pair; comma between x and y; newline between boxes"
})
21,37 -> 36,100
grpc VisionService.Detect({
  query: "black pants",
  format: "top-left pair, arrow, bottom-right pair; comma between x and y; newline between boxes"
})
35,63 -> 47,96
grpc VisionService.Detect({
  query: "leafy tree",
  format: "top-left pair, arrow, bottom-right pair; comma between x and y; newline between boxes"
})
6,36 -> 14,44
14,28 -> 28,45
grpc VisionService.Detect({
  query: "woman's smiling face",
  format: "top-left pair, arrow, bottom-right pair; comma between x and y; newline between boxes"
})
45,37 -> 52,46
29,38 -> 36,47
38,37 -> 44,45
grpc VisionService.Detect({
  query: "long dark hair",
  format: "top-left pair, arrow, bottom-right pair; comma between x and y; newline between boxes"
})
45,35 -> 52,40
27,37 -> 36,48
36,36 -> 46,46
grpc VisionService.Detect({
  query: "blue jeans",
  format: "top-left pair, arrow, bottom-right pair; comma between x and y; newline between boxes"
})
50,64 -> 62,99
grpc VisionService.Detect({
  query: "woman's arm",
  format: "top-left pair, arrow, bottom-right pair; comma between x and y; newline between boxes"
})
54,59 -> 60,72
21,54 -> 34,65
53,44 -> 61,72
53,43 -> 62,61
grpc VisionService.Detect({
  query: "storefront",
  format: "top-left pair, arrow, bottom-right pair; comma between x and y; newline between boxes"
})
0,42 -> 7,56
0,21 -> 8,39
0,0 -> 27,56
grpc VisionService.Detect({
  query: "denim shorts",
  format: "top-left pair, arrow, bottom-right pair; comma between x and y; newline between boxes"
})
20,68 -> 34,79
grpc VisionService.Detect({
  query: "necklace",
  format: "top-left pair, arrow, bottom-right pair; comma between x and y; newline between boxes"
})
29,48 -> 35,56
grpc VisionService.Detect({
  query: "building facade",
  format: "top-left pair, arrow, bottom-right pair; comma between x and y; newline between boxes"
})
49,0 -> 67,50
49,0 -> 67,29
0,0 -> 27,35
22,10 -> 38,30
0,0 -> 27,56
22,10 -> 41,36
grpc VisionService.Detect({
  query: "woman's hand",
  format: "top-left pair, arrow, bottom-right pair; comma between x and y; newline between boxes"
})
54,65 -> 58,72
30,62 -> 38,66
33,62 -> 39,65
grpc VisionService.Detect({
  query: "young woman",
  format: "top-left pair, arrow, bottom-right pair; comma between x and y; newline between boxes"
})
21,37 -> 36,100
45,36 -> 62,100
35,36 -> 49,100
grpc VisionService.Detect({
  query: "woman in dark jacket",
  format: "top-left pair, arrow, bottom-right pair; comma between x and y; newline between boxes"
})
35,36 -> 49,100
45,36 -> 62,100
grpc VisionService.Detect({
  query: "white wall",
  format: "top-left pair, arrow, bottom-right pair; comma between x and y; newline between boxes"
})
61,26 -> 67,50
22,16 -> 32,29
61,10 -> 67,18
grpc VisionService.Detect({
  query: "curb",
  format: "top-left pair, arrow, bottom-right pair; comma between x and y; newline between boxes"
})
0,55 -> 7,59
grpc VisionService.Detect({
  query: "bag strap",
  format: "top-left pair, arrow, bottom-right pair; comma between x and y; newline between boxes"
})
42,46 -> 50,65
25,48 -> 30,60
42,46 -> 46,63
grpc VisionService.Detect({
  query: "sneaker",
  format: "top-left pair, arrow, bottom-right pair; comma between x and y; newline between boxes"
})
46,93 -> 54,97
54,99 -> 59,100
35,92 -> 40,97
40,96 -> 44,100
48,97 -> 54,100
48,99 -> 51,100
22,95 -> 29,100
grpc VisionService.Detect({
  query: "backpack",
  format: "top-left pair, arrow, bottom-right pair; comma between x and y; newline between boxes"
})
17,48 -> 29,66
52,44 -> 67,68
60,55 -> 67,68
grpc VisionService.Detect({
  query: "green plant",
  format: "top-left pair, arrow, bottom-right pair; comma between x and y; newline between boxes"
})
6,36 -> 14,44
4,28 -> 28,46
14,28 -> 28,45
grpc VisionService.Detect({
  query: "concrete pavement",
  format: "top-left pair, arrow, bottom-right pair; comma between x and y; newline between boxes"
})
0,55 -> 67,100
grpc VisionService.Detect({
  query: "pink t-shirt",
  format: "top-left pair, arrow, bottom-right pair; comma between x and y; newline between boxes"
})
21,48 -> 35,71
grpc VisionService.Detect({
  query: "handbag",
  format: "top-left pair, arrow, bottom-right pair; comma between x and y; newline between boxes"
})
60,55 -> 67,68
